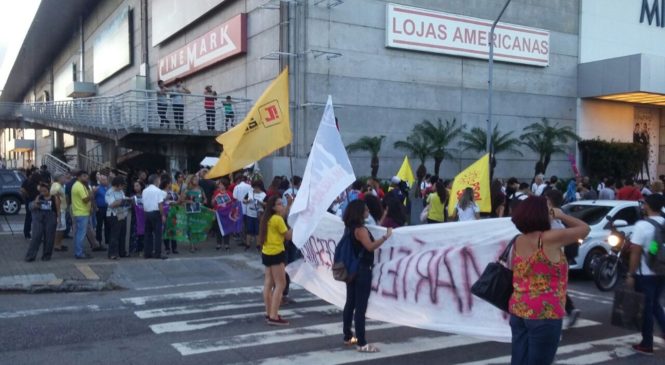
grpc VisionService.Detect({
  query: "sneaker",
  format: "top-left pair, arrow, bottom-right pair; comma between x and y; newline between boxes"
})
267,316 -> 289,326
567,309 -> 581,329
632,344 -> 654,355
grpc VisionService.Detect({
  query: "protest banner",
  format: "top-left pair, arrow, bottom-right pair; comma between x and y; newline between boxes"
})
164,205 -> 215,243
216,201 -> 243,235
287,213 -> 519,342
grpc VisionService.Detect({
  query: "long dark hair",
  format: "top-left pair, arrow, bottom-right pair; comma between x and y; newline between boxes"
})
363,194 -> 383,223
258,195 -> 281,245
343,200 -> 367,228
435,181 -> 447,203
383,197 -> 407,227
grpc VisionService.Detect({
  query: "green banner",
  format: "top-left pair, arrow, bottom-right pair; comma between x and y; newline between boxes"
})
164,205 -> 215,244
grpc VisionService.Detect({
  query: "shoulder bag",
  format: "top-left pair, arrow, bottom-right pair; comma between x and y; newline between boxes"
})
471,235 -> 519,312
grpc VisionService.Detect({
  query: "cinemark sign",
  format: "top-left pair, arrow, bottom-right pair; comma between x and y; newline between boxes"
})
159,13 -> 247,83
386,4 -> 550,67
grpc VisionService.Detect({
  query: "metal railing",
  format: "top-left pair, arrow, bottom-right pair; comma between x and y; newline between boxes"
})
42,153 -> 74,176
0,90 -> 252,138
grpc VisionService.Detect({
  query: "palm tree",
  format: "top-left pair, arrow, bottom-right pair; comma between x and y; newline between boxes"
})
346,135 -> 386,178
520,118 -> 580,176
459,125 -> 522,178
394,132 -> 430,194
414,118 -> 464,177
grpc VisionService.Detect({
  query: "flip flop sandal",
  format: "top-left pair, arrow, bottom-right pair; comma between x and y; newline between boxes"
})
343,337 -> 358,346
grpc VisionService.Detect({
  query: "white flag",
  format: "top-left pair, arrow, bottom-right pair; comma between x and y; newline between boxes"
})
288,96 -> 356,248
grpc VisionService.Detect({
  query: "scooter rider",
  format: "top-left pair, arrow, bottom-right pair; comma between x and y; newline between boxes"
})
626,193 -> 665,355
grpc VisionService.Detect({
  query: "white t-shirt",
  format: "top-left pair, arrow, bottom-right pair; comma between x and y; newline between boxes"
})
232,182 -> 253,214
245,191 -> 267,218
631,216 -> 665,276
456,202 -> 480,221
532,183 -> 547,196
142,185 -> 166,212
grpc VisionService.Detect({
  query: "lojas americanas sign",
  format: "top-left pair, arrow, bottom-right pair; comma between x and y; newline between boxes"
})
158,14 -> 247,83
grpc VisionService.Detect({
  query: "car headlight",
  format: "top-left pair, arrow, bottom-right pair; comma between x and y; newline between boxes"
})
608,234 -> 621,247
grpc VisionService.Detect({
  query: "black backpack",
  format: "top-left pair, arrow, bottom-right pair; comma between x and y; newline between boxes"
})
644,219 -> 665,275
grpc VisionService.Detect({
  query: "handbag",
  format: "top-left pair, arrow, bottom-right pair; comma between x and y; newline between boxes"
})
611,286 -> 644,331
419,205 -> 430,223
471,235 -> 518,312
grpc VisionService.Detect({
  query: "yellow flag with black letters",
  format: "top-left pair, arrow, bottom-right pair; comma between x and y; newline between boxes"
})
207,68 -> 291,179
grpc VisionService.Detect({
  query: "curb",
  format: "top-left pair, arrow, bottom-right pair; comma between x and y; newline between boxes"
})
0,279 -> 124,294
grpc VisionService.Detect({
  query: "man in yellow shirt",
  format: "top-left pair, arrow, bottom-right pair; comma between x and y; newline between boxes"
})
50,173 -> 70,251
71,171 -> 92,259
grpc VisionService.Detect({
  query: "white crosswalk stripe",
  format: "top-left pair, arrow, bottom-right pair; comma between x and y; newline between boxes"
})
122,284 -> 658,364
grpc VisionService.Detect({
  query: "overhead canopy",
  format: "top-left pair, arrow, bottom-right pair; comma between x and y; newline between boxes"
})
578,53 -> 665,106
0,0 -> 95,102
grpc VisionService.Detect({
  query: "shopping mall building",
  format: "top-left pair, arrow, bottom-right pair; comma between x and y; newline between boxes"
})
0,0 -> 664,180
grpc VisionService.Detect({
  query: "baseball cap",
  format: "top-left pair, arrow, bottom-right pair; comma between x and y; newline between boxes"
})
391,176 -> 401,184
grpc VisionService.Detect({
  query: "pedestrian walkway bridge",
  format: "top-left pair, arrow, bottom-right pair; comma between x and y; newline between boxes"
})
0,90 -> 252,144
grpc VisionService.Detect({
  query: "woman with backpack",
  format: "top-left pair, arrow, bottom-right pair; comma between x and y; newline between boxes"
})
342,200 -> 392,353
259,195 -> 293,326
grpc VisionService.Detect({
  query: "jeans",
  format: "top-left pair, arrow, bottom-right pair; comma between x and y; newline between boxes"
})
205,107 -> 216,130
107,216 -> 127,258
636,275 -> 665,348
173,104 -> 184,129
144,211 -> 162,258
96,207 -> 110,245
23,206 -> 32,238
74,216 -> 89,258
25,210 -> 56,260
510,315 -> 562,365
342,265 -> 372,347
157,102 -> 168,126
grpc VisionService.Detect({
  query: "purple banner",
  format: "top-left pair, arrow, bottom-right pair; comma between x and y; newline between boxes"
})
134,204 -> 145,235
216,201 -> 243,236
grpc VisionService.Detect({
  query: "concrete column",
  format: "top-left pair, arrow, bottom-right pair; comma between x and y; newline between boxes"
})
76,137 -> 87,171
106,142 -> 118,168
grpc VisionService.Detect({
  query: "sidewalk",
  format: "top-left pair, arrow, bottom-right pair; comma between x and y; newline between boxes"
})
0,212 -> 259,293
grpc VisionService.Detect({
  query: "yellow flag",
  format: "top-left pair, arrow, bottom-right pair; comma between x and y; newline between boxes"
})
207,68 -> 291,179
396,156 -> 415,187
448,153 -> 491,216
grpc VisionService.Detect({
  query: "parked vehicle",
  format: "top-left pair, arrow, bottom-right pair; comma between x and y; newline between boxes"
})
562,200 -> 642,277
593,217 -> 633,291
0,169 -> 26,215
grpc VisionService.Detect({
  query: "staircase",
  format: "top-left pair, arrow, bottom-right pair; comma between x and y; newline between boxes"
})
42,154 -> 75,176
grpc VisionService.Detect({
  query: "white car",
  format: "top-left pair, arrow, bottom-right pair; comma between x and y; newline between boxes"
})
562,200 -> 642,276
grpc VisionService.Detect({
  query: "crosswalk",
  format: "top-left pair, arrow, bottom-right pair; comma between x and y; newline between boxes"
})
121,284 -> 662,364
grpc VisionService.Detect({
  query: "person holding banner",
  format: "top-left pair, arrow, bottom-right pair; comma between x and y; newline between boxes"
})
259,195 -> 293,326
243,180 -> 267,251
509,196 -> 589,365
161,176 -> 179,255
180,175 -> 208,253
212,179 -> 234,250
342,199 -> 393,353
129,181 -> 145,257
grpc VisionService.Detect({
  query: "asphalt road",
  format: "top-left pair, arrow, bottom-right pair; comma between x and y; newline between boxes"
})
0,253 -> 664,365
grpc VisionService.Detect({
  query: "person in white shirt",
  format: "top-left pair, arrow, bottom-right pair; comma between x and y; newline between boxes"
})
598,179 -> 616,200
626,194 -> 665,355
282,176 -> 301,207
142,174 -> 167,259
105,176 -> 130,260
531,174 -> 547,196
243,180 -> 267,251
232,175 -> 253,246
452,187 -> 480,221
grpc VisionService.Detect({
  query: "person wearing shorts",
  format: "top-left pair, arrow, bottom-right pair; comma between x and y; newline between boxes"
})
259,195 -> 293,326
243,181 -> 266,251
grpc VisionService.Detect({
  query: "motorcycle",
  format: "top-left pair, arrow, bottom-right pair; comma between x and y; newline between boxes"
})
593,217 -> 632,291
